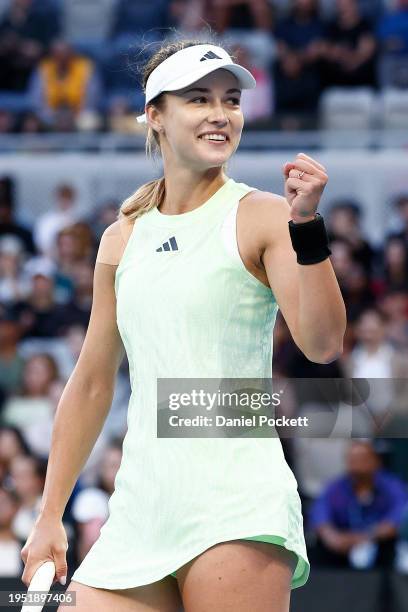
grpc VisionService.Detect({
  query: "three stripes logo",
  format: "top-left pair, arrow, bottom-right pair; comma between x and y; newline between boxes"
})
200,51 -> 222,62
156,236 -> 179,252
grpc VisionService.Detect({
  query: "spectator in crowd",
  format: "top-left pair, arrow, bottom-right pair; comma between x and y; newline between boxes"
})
0,486 -> 23,577
54,223 -> 94,281
0,0 -> 60,91
0,310 -> 25,396
71,438 -> 123,562
107,97 -> 141,134
229,43 -> 274,123
346,307 -> 408,379
377,0 -> 408,56
326,199 -> 376,275
111,0 -> 171,42
341,260 -> 376,323
33,184 -> 82,258
8,370 -> 119,489
0,109 -> 15,132
322,0 -> 377,88
169,0 -> 210,33
53,323 -> 86,381
10,265 -> 63,338
18,110 -> 44,133
329,238 -> 355,292
54,259 -> 93,333
22,379 -> 64,459
309,440 -> 408,569
0,426 -> 31,477
378,236 -> 408,294
209,0 -> 273,33
27,39 -> 102,129
320,0 -> 385,22
5,452 -> 83,559
273,0 -> 325,122
388,193 -> 408,245
89,200 -> 121,244
272,315 -> 294,377
0,235 -> 31,305
0,176 -> 36,255
1,353 -> 59,433
377,0 -> 408,87
344,306 -> 408,433
378,289 -> 408,351
7,453 -> 47,541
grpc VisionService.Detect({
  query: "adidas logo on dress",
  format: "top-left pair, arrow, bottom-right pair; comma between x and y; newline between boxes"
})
156,236 -> 179,252
200,51 -> 222,62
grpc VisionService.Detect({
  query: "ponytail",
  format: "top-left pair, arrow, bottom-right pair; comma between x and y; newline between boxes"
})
118,176 -> 165,221
118,114 -> 166,221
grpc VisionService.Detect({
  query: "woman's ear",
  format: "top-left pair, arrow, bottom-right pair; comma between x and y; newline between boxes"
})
146,105 -> 163,134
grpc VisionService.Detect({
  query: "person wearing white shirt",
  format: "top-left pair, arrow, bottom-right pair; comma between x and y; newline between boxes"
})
33,184 -> 82,258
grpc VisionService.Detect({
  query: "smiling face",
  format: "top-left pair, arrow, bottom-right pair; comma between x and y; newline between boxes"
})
147,68 -> 244,171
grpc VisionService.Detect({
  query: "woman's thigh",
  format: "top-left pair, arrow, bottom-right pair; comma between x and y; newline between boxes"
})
57,576 -> 183,612
176,540 -> 297,612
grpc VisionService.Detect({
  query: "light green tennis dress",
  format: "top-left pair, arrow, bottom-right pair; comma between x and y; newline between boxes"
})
71,177 -> 310,590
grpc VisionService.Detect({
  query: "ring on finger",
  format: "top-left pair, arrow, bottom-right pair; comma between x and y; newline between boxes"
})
298,170 -> 305,179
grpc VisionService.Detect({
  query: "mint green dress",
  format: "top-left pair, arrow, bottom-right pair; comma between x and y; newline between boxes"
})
71,178 -> 310,590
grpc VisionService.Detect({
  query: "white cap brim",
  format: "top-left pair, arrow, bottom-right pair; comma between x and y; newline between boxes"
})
136,61 -> 256,124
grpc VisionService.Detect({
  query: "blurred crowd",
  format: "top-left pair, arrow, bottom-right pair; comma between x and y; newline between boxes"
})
0,166 -> 408,580
1,0 -> 408,133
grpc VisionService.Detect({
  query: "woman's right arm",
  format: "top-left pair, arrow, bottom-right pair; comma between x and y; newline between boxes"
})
21,221 -> 128,585
39,261 -> 125,520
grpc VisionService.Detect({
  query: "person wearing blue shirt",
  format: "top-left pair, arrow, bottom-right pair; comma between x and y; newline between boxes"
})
308,440 -> 408,568
377,0 -> 408,56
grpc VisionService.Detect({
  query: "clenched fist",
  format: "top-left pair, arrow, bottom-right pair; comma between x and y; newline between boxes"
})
283,153 -> 328,224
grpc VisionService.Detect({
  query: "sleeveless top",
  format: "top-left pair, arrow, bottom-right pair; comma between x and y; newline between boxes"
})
71,177 -> 310,590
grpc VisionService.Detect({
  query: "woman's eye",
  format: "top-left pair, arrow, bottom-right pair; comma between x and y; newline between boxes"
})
190,97 -> 240,104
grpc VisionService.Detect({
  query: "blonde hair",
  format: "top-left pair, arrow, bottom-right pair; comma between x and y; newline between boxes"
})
118,35 -> 233,222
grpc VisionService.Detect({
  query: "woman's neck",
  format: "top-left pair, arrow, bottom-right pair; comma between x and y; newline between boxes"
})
159,166 -> 228,215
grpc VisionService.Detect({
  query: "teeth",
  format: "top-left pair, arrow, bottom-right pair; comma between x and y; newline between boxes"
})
201,134 -> 226,141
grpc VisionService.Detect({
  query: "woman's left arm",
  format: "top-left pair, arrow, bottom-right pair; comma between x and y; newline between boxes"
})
252,153 -> 347,364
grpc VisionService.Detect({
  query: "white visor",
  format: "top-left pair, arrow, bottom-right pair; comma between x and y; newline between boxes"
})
136,43 -> 256,124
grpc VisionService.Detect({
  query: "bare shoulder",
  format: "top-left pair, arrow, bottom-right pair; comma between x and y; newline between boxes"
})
238,189 -> 292,255
95,216 -> 135,266
241,189 -> 290,218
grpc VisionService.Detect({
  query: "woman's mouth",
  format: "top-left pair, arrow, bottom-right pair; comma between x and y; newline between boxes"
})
198,134 -> 229,145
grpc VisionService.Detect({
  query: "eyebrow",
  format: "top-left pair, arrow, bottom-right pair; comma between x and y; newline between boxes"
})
182,87 -> 241,95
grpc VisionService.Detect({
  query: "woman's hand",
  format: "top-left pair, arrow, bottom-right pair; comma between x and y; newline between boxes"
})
283,153 -> 329,224
20,513 -> 68,588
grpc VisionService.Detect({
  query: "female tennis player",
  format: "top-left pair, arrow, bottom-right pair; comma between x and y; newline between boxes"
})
21,38 -> 346,612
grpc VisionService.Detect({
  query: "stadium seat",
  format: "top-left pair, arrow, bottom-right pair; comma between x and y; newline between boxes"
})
390,571 -> 408,612
379,88 -> 408,130
61,0 -> 119,46
378,55 -> 408,90
291,569 -> 383,612
320,87 -> 377,131
319,87 -> 377,148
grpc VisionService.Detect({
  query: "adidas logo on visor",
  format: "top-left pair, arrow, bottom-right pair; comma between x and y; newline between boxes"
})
200,51 -> 222,62
156,236 -> 179,252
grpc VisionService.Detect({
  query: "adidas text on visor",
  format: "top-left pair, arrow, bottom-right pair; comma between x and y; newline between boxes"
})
136,44 -> 257,124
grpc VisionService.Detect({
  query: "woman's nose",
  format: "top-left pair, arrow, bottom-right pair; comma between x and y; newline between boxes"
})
207,103 -> 228,123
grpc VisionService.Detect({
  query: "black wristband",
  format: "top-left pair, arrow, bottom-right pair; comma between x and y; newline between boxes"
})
288,213 -> 332,265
